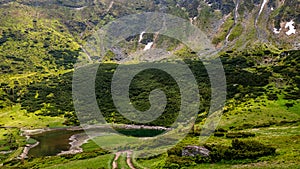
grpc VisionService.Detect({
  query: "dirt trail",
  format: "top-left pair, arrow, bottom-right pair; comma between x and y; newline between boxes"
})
112,151 -> 136,169
126,151 -> 136,169
112,152 -> 121,169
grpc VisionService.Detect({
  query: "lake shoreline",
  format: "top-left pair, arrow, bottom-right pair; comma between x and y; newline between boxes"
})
19,141 -> 40,159
20,124 -> 171,157
21,124 -> 171,136
57,133 -> 90,156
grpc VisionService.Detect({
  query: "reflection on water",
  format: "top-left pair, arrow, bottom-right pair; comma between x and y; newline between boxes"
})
28,130 -> 82,157
115,128 -> 165,137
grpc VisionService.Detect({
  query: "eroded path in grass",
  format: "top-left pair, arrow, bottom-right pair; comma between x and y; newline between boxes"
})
126,151 -> 136,169
112,151 -> 135,169
112,152 -> 121,169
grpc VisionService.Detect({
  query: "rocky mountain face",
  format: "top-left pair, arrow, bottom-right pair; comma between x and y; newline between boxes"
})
0,0 -> 299,62
188,0 -> 299,50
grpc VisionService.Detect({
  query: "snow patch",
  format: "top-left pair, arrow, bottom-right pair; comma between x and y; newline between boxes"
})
273,28 -> 281,34
234,0 -> 240,23
139,31 -> 145,43
144,42 -> 153,51
258,0 -> 268,18
205,0 -> 212,6
74,6 -> 86,10
107,1 -> 114,12
285,20 -> 296,36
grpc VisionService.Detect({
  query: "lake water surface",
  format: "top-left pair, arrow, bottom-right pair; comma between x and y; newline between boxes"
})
28,130 -> 83,158
28,127 -> 167,157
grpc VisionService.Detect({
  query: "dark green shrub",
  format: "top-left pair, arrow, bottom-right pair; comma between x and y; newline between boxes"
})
165,155 -> 194,168
208,139 -> 276,162
216,128 -> 228,132
167,146 -> 183,156
267,93 -> 278,101
61,154 -> 75,159
195,154 -> 211,163
229,139 -> 276,159
226,132 -> 255,138
285,102 -> 295,108
214,132 -> 225,137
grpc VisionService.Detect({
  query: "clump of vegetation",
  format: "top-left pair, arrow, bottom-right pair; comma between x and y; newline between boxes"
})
225,132 -> 255,138
228,23 -> 244,41
165,139 -> 276,168
212,16 -> 235,45
208,139 -> 276,162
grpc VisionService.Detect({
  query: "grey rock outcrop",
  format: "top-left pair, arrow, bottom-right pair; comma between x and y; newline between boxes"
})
182,146 -> 210,157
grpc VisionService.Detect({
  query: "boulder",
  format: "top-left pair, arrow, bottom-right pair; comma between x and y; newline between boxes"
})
182,146 -> 210,157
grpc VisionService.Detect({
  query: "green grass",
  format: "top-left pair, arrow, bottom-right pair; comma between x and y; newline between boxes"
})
0,104 -> 65,128
212,16 -> 235,45
0,129 -> 9,140
135,153 -> 167,169
0,146 -> 10,151
135,89 -> 299,169
188,163 -> 232,169
88,134 -> 138,151
81,140 -> 100,152
228,23 -> 244,41
0,128 -> 26,163
118,153 -> 130,169
218,96 -> 300,130
189,98 -> 300,169
45,154 -> 114,169
26,138 -> 38,145
223,126 -> 300,169
135,124 -> 300,168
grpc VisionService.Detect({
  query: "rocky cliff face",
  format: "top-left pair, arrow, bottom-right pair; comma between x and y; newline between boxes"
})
1,0 -> 299,53
187,0 -> 299,50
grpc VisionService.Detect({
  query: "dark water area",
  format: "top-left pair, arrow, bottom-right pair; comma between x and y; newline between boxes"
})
28,130 -> 82,158
115,128 -> 166,137
27,127 -> 166,157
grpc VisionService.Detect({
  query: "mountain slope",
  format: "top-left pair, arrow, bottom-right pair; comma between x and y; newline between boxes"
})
0,1 -> 299,168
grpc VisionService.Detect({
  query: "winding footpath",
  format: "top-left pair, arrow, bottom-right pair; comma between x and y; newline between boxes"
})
126,151 -> 136,169
112,152 -> 121,169
112,151 -> 136,169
